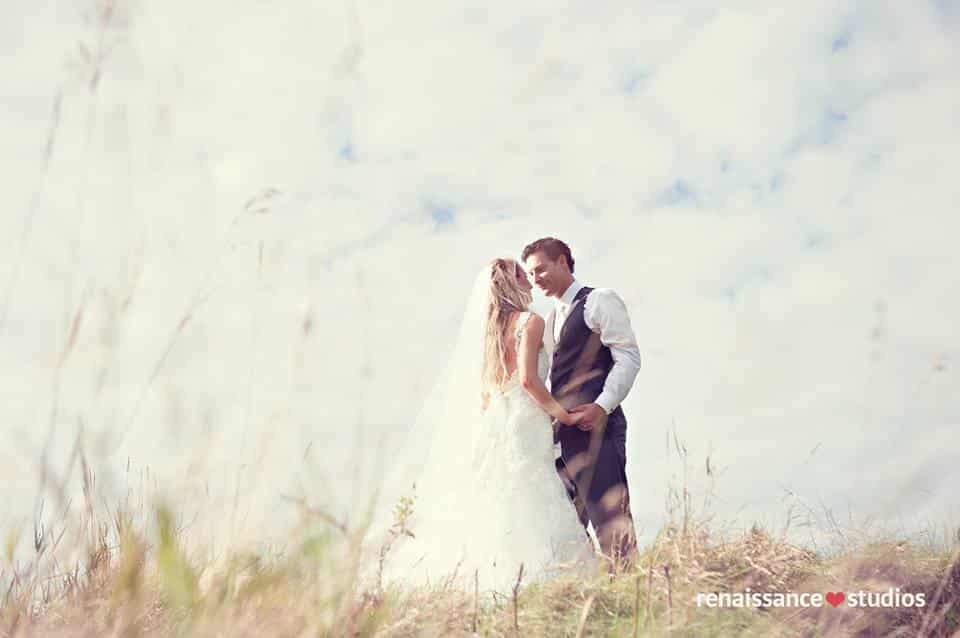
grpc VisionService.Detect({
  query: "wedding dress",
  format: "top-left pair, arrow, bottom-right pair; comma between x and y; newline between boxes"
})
367,269 -> 595,593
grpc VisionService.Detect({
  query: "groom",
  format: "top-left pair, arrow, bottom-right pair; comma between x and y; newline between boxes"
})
522,237 -> 641,569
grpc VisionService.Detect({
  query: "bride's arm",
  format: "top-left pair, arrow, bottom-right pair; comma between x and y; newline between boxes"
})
518,314 -> 577,426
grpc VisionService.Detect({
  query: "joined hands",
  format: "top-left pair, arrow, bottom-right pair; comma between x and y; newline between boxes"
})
569,403 -> 608,431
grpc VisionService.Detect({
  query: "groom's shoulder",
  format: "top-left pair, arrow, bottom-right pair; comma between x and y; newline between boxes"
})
585,287 -> 632,313
585,286 -> 625,303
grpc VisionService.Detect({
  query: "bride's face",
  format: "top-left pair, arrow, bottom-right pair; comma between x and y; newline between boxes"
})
515,264 -> 533,293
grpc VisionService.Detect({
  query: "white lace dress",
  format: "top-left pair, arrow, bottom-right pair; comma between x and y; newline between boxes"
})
379,311 -> 595,592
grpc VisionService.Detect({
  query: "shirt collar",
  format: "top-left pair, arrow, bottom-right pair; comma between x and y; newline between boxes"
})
556,279 -> 583,310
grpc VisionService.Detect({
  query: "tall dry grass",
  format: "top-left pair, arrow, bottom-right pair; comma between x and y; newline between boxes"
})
2,440 -> 959,637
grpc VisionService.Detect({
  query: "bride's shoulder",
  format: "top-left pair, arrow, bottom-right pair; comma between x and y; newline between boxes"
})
519,311 -> 545,334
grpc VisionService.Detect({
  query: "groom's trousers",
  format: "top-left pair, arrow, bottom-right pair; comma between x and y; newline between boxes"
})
555,407 -> 637,568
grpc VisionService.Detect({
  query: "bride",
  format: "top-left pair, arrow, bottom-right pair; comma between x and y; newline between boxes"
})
368,258 -> 596,592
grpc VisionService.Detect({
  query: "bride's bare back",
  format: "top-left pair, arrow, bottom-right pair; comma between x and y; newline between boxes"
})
501,311 -> 523,379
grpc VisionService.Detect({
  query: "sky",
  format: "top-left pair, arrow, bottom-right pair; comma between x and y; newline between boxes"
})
1,0 -> 958,563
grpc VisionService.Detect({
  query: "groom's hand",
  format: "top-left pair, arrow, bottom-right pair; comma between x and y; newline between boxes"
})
571,403 -> 607,431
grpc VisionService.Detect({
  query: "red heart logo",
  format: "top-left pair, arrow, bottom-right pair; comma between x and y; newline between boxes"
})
825,591 -> 845,607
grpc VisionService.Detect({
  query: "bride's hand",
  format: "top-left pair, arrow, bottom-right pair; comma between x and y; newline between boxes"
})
558,411 -> 584,427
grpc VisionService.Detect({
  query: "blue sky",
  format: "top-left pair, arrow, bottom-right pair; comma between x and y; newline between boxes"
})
1,0 -> 958,557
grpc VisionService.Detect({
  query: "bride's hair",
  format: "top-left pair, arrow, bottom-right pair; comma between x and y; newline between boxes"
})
482,258 -> 533,394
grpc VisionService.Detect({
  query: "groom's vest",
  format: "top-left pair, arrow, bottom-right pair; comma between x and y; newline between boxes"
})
550,286 -> 624,424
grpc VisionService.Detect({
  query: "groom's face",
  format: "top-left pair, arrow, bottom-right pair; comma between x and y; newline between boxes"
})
524,251 -> 570,298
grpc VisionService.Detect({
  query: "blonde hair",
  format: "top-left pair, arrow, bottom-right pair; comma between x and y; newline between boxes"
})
482,258 -> 533,395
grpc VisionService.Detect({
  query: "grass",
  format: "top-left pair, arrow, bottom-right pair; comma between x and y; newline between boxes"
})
2,457 -> 959,638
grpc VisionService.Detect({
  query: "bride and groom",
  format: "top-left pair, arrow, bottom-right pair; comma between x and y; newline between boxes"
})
378,237 -> 641,589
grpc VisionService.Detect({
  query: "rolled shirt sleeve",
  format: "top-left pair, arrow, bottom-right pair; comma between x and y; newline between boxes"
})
584,288 -> 641,414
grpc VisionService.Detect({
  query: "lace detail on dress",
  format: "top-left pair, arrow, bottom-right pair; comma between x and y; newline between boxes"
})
379,309 -> 595,592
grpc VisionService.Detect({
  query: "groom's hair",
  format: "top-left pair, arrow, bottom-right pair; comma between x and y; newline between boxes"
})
521,237 -> 575,273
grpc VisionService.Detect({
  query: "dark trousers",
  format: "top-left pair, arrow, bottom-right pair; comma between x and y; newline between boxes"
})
555,408 -> 637,568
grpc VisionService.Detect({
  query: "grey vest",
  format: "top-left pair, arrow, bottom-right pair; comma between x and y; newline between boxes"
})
549,286 -> 623,421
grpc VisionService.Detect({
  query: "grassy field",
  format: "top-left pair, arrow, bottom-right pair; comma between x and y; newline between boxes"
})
2,469 -> 959,638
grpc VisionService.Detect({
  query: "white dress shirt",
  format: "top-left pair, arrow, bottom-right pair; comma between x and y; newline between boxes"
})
550,279 -> 641,415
